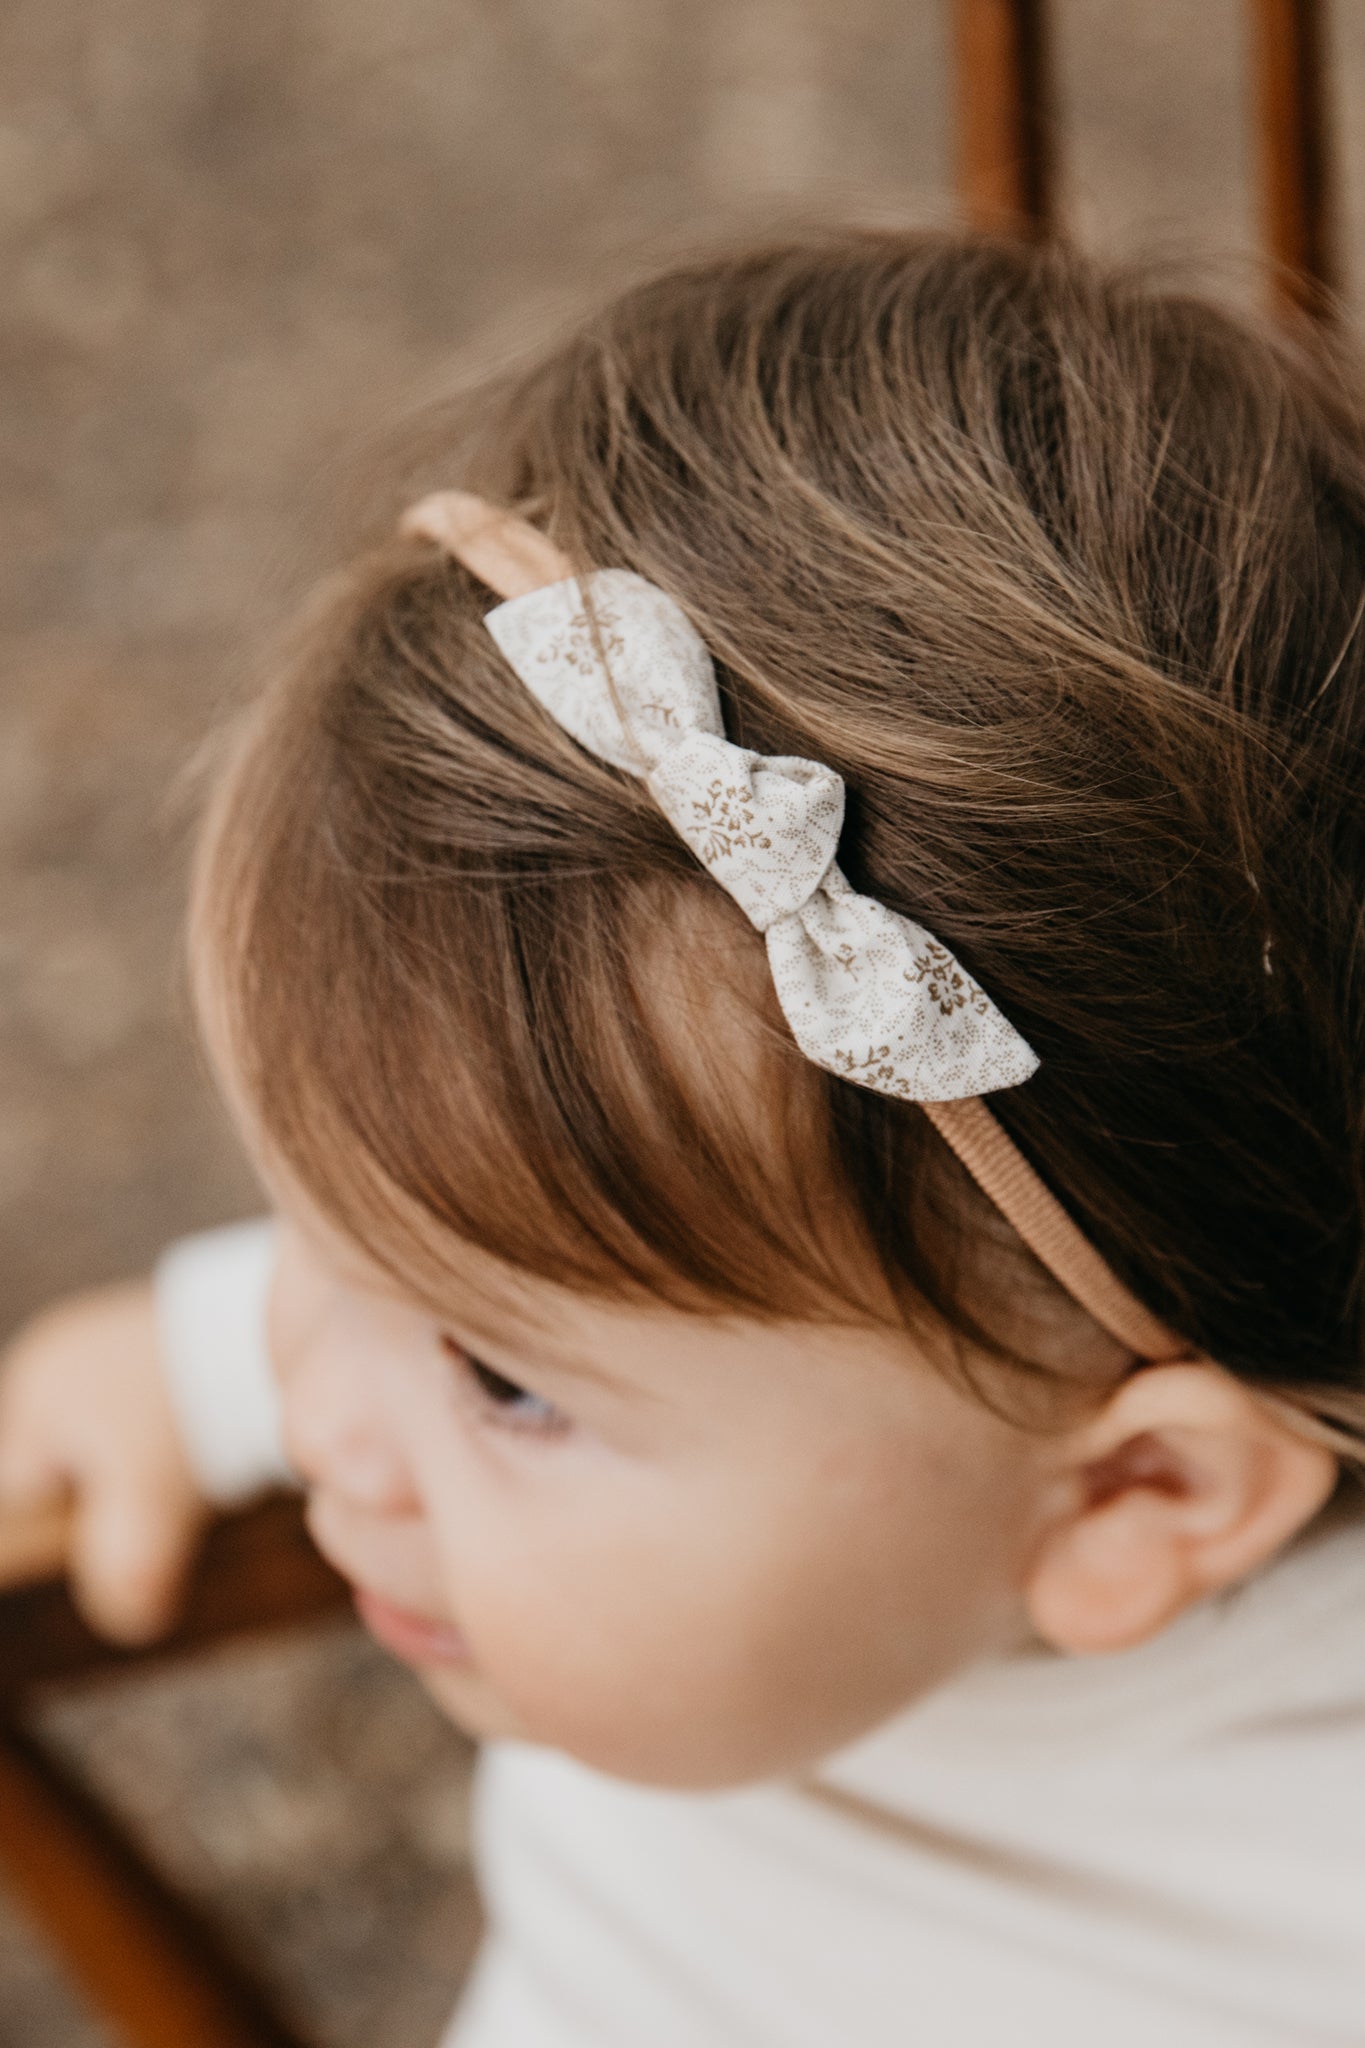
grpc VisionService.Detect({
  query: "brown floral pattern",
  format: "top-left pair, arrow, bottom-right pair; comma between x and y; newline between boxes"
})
534,604 -> 626,674
688,777 -> 773,864
907,941 -> 992,1020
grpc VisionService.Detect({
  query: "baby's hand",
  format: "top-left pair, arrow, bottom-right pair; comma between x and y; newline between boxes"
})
0,1281 -> 207,1642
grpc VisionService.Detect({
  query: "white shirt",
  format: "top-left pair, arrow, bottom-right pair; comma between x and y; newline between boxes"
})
156,1222 -> 1365,2048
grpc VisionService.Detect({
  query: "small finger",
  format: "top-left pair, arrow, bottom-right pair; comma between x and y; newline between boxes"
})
69,1485 -> 202,1646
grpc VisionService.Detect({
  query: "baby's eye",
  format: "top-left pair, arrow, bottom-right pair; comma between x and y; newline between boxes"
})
439,1335 -> 568,1436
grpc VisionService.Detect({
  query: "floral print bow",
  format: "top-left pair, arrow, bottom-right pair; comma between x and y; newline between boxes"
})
486,570 -> 1038,1105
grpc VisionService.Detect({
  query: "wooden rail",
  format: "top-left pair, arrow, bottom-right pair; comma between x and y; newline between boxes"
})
952,0 -> 1340,318
1249,0 -> 1338,317
953,0 -> 1054,235
0,1499 -> 69,1593
1,1495 -> 350,1699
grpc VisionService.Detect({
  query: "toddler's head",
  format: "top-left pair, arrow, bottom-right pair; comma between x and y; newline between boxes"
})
194,232 -> 1364,1787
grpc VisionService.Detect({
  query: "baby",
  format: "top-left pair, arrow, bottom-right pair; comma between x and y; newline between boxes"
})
2,231 -> 1364,2045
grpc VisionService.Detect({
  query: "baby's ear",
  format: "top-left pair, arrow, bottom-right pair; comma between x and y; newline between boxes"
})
1024,1362 -> 1338,1655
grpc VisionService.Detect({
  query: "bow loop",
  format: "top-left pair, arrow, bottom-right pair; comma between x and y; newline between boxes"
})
486,570 -> 720,776
767,868 -> 1038,1101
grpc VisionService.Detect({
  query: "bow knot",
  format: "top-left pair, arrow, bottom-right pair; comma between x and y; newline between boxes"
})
649,734 -> 844,932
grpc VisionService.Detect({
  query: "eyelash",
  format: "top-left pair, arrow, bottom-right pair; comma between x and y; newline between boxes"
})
439,1335 -> 569,1437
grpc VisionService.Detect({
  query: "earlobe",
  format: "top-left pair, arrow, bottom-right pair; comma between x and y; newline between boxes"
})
1024,1363 -> 1338,1656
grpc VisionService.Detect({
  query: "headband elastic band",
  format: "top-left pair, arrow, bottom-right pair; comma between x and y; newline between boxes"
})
920,1099 -> 1180,1358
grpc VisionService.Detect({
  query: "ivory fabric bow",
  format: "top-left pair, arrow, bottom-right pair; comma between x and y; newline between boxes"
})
486,569 -> 1037,1103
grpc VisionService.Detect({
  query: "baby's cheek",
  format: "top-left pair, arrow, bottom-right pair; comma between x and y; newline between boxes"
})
497,1489 -> 1027,1788
448,1544 -> 819,1787
419,1531 -> 718,1778
404,1429 -> 1018,1790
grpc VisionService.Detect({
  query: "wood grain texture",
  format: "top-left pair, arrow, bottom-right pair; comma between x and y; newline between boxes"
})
953,0 -> 1055,234
1249,0 -> 1338,315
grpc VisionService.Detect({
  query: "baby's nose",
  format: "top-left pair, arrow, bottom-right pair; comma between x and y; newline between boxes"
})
282,1392 -> 416,1513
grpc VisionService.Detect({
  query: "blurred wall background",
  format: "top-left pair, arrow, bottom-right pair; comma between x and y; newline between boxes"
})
3,3 -> 1365,2043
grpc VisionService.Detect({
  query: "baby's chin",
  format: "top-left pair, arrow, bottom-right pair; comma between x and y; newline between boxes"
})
421,1662 -> 534,1745
418,1661 -> 917,1792
417,1665 -> 726,1785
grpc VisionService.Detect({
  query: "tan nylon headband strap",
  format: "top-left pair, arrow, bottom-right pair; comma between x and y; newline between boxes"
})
921,1098 -> 1182,1359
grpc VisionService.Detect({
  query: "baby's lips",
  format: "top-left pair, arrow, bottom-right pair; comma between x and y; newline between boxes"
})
353,1585 -> 473,1668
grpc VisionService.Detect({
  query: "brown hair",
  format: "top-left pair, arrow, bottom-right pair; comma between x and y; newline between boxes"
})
196,231 -> 1365,1438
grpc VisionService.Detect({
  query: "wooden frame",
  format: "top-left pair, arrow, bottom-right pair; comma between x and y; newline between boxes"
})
953,0 -> 1054,236
1249,0 -> 1338,317
954,0 -> 1339,319
0,5 -> 1347,2044
1,1501 -> 349,2048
